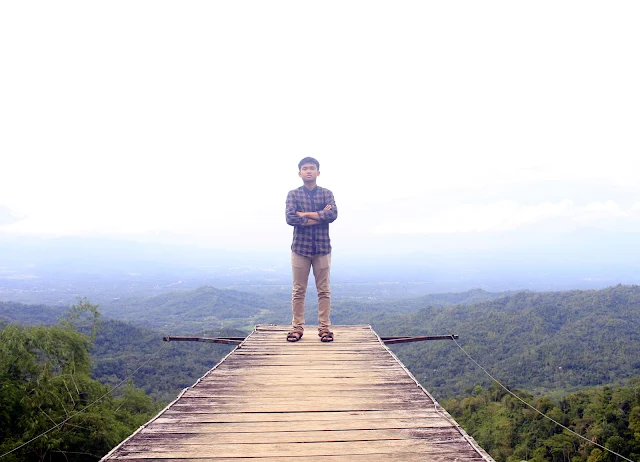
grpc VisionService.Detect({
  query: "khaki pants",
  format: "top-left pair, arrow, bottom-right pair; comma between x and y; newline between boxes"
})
291,251 -> 331,334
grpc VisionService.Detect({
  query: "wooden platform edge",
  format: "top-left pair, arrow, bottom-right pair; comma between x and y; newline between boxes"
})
370,326 -> 495,462
99,326 -> 258,462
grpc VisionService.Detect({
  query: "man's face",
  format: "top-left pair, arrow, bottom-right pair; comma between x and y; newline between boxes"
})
299,163 -> 320,182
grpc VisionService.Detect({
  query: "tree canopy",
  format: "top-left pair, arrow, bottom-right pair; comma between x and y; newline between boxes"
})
0,300 -> 159,461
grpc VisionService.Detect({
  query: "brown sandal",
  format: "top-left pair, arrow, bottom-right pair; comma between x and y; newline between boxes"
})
286,331 -> 303,342
319,331 -> 334,342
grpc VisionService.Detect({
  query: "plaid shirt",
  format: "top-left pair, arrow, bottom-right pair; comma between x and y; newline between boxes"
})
286,185 -> 338,257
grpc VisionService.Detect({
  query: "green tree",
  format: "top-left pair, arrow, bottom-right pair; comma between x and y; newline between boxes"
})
0,302 -> 158,461
446,380 -> 640,462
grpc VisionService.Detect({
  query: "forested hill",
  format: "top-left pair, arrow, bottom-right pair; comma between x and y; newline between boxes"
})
377,284 -> 640,399
100,286 -> 288,332
332,288 -> 522,323
82,286 -> 514,332
3,286 -> 640,461
3,285 -> 639,402
91,319 -> 238,403
0,301 -> 241,403
445,380 -> 640,462
0,301 -> 63,325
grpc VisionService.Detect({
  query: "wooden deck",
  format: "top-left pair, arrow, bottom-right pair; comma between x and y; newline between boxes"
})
102,325 -> 494,461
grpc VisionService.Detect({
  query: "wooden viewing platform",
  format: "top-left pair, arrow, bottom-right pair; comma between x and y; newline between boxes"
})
102,325 -> 494,461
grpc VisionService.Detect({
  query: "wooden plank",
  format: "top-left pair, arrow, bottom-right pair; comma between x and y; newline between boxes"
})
212,361 -> 411,368
192,380 -> 419,388
214,363 -> 406,370
113,439 -> 483,458
239,337 -> 380,343
232,347 -> 382,351
221,356 -> 401,363
108,456 -> 486,462
134,428 -> 466,444
198,369 -> 415,377
180,389 -> 430,399
166,403 -> 432,413
234,347 -> 385,350
183,383 -> 422,392
173,396 -> 434,406
198,372 -> 415,380
182,380 -> 423,388
157,409 -> 443,423
142,420 -> 459,434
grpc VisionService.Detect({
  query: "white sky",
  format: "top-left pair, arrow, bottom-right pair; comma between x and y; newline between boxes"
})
1,1 -> 639,254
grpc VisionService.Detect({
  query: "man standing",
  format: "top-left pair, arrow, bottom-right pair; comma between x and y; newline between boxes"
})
285,157 -> 338,342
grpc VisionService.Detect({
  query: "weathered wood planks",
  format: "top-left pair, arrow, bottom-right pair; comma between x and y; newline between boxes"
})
101,325 -> 493,461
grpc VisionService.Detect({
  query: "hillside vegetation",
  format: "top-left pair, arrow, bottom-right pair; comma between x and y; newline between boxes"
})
375,285 -> 640,399
445,380 -> 640,462
0,303 -> 159,461
3,285 -> 639,400
101,286 -> 513,332
92,319 -> 238,402
0,300 -> 239,403
101,286 -> 288,332
2,285 -> 639,461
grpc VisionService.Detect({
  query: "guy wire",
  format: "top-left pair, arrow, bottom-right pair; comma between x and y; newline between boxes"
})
447,331 -> 633,462
0,341 -> 169,459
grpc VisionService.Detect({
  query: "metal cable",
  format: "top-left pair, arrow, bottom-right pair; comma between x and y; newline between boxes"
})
449,333 -> 634,462
0,341 -> 169,459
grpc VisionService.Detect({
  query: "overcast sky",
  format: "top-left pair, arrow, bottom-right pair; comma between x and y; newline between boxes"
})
1,1 -> 639,255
